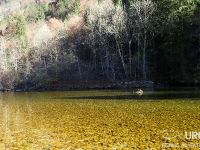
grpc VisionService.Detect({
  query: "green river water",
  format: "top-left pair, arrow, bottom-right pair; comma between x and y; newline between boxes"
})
0,90 -> 200,149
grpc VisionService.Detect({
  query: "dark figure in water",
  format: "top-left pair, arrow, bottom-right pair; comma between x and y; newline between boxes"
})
134,89 -> 144,97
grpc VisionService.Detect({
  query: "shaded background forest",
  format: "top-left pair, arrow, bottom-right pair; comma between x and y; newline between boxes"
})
0,0 -> 200,90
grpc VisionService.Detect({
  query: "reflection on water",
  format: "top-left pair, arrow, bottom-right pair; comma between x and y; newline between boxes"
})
0,90 -> 199,149
0,95 -> 54,149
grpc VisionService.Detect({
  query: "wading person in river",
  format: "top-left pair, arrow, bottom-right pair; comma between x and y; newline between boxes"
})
134,89 -> 144,98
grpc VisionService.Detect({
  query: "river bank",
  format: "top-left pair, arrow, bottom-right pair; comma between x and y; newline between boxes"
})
0,80 -> 199,92
0,80 -> 156,92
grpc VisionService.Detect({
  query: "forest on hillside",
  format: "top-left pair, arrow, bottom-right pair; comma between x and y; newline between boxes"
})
0,0 -> 200,90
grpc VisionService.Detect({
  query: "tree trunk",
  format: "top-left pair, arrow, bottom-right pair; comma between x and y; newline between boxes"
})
143,31 -> 147,80
105,47 -> 110,79
137,34 -> 140,80
77,57 -> 82,80
129,40 -> 132,79
115,37 -> 127,78
122,0 -> 129,10
94,49 -> 97,77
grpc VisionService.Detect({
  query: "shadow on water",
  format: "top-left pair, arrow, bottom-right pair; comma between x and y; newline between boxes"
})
53,92 -> 200,100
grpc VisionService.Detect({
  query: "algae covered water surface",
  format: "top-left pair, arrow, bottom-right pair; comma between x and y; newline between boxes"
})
0,90 -> 200,149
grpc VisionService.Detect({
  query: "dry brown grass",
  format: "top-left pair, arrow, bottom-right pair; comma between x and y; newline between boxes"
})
80,0 -> 97,13
65,15 -> 86,36
47,18 -> 64,31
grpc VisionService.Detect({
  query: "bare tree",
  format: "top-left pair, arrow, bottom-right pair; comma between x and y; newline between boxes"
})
130,0 -> 156,80
87,0 -> 128,78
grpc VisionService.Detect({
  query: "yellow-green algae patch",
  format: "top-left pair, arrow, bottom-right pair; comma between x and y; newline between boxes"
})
0,90 -> 200,149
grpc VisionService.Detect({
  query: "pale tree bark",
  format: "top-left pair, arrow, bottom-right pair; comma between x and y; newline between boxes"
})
115,37 -> 128,78
0,37 -> 7,72
88,1 -> 128,79
130,0 -> 155,80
